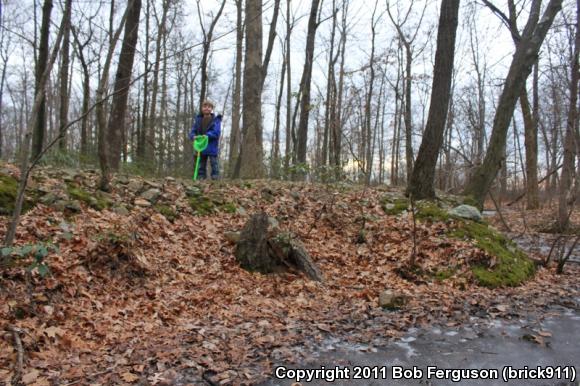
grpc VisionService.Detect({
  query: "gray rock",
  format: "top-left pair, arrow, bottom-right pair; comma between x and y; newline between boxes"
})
144,180 -> 162,189
52,200 -> 67,211
379,290 -> 409,310
224,231 -> 241,243
134,198 -> 151,207
141,188 -> 161,202
268,216 -> 280,230
127,180 -> 144,193
40,192 -> 60,205
65,200 -> 82,213
62,170 -> 76,183
185,186 -> 202,197
290,191 -> 300,200
116,175 -> 130,185
236,206 -> 247,216
448,204 -> 482,222
112,205 -> 130,216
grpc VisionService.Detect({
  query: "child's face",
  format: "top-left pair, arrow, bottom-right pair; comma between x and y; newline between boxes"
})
202,103 -> 213,115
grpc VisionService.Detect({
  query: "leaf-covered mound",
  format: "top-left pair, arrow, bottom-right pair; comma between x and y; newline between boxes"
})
0,168 -> 577,385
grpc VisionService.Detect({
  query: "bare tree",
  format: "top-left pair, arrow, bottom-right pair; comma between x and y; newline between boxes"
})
238,0 -> 264,178
105,0 -> 142,172
31,0 -> 53,160
387,0 -> 428,183
238,0 -> 281,178
197,0 -> 226,110
228,0 -> 244,175
407,0 -> 460,199
57,0 -> 72,151
558,0 -> 580,231
464,0 -> 563,208
295,0 -> 323,178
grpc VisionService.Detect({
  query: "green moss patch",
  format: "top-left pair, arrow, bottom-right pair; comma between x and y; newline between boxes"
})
67,185 -> 110,211
415,201 -> 449,222
0,173 -> 35,215
449,221 -> 535,287
380,197 -> 408,215
431,267 -> 457,282
188,191 -> 237,216
155,204 -> 178,222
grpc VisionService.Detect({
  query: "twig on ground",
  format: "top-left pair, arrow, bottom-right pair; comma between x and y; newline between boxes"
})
8,326 -> 24,386
62,366 -> 117,386
409,194 -> 418,267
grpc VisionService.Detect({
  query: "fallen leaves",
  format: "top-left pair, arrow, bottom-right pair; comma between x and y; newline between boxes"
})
0,178 -> 578,385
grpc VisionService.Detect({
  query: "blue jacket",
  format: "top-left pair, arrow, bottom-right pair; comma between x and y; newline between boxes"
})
189,113 -> 222,156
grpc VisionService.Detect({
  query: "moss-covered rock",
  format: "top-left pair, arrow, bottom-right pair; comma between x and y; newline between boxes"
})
462,195 -> 480,208
188,193 -> 237,216
449,221 -> 535,287
380,197 -> 408,216
0,173 -> 35,215
67,185 -> 110,211
415,201 -> 450,222
155,204 -> 178,222
188,195 -> 215,215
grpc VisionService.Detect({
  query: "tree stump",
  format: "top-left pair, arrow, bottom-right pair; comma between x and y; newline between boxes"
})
235,212 -> 323,281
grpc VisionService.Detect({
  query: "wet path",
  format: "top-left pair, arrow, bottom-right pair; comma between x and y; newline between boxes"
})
260,305 -> 579,385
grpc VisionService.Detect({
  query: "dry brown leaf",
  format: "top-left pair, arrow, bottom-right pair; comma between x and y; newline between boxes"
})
121,371 -> 140,383
44,326 -> 65,338
22,369 -> 40,384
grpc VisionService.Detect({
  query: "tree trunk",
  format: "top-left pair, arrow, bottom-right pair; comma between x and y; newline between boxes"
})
228,0 -> 243,176
403,44 -> 413,183
31,0 -> 53,160
295,0 -> 322,178
521,86 -> 539,209
235,212 -> 322,281
464,0 -> 563,208
106,0 -> 141,171
284,0 -> 293,174
272,50 -> 286,178
407,0 -> 460,199
558,0 -> 580,231
146,0 -> 170,165
96,5 -> 130,190
239,0 -> 264,179
57,0 -> 71,151
197,0 -> 226,110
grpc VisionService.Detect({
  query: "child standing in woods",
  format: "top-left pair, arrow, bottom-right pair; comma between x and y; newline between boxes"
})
189,100 -> 222,179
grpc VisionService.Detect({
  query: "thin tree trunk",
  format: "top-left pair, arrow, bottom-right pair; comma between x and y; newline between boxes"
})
295,0 -> 322,178
197,0 -> 226,110
464,0 -> 563,208
4,7 -> 66,247
407,0 -> 460,199
57,0 -> 71,151
524,62 -> 540,209
228,0 -> 243,175
558,0 -> 580,231
31,0 -> 53,160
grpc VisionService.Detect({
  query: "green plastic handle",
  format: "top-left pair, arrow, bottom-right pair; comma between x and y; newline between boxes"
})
192,135 -> 208,180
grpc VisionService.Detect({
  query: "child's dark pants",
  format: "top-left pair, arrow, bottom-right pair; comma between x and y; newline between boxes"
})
198,155 -> 219,180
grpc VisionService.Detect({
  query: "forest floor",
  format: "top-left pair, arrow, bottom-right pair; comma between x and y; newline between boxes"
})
0,164 -> 578,385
